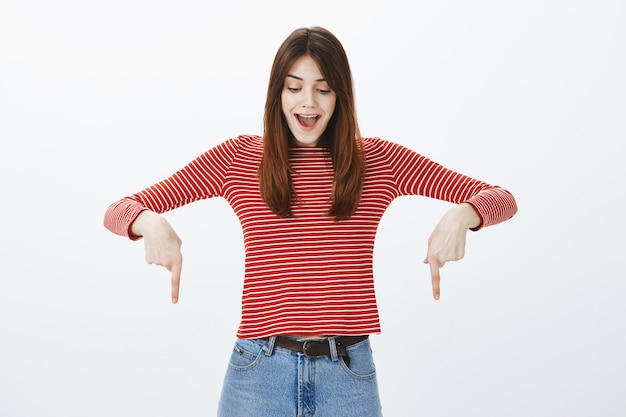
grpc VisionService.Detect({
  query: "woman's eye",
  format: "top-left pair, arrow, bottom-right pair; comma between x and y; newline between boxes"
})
287,87 -> 301,92
318,89 -> 331,94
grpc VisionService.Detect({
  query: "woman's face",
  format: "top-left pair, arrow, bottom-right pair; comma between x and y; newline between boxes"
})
281,55 -> 337,147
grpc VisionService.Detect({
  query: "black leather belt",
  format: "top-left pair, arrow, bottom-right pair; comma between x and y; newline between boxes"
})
265,335 -> 368,367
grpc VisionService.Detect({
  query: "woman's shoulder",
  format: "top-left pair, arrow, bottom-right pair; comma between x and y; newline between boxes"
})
236,134 -> 263,143
211,134 -> 263,155
362,137 -> 424,169
231,134 -> 263,149
362,137 -> 384,151
362,136 -> 407,156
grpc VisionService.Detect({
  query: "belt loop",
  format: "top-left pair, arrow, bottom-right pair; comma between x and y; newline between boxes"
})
328,336 -> 339,362
264,336 -> 276,356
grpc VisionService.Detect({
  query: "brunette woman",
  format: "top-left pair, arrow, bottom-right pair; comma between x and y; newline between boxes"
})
104,26 -> 517,416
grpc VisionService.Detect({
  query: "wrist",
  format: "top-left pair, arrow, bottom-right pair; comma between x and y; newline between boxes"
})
456,203 -> 482,230
130,210 -> 162,237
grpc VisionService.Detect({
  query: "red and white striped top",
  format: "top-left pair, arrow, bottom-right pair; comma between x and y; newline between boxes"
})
104,135 -> 517,338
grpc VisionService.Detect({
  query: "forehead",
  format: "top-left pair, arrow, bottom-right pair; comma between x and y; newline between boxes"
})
286,55 -> 325,80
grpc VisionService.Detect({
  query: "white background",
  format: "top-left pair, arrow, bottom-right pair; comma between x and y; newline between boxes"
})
1,0 -> 624,416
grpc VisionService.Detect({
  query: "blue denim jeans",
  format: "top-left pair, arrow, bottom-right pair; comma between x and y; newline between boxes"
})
217,336 -> 383,417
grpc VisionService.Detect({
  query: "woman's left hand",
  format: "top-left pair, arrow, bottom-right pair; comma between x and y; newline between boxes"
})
423,203 -> 481,300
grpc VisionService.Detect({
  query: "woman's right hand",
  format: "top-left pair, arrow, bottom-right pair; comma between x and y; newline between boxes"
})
131,210 -> 183,304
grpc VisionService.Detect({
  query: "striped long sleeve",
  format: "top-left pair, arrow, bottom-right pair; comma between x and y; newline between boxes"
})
104,135 -> 517,338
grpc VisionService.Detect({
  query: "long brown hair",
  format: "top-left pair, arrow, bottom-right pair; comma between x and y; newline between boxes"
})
258,26 -> 364,221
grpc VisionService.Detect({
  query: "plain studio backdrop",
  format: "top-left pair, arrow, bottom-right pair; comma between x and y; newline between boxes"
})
1,0 -> 624,416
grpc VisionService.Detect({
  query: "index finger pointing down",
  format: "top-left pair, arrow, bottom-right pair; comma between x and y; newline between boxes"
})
429,262 -> 441,300
171,260 -> 182,304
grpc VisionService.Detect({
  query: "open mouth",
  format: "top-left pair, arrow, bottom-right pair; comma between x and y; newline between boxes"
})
296,114 -> 320,128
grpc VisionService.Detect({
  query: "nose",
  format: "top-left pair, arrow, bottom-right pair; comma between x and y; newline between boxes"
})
301,88 -> 317,108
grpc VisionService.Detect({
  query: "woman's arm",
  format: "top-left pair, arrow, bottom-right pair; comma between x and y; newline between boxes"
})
103,137 -> 247,302
372,138 -> 517,299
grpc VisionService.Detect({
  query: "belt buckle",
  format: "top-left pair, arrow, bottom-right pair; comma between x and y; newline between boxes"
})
302,340 -> 322,358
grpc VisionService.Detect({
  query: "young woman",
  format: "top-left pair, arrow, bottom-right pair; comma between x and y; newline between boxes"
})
104,26 -> 517,417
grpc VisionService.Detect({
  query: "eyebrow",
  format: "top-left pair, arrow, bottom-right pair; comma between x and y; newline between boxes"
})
286,74 -> 327,82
